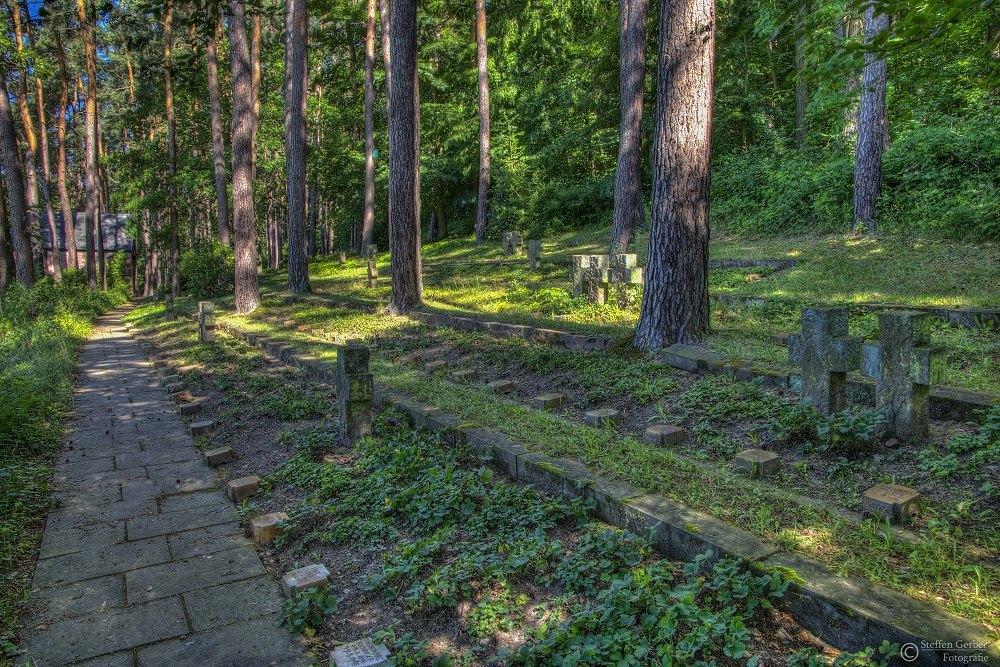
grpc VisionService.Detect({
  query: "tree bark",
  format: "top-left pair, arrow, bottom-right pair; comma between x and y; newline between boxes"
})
285,0 -> 310,293
251,13 -> 261,177
794,3 -> 809,150
633,0 -> 715,350
386,0 -> 422,314
0,74 -> 33,286
229,0 -> 260,313
54,29 -> 77,269
207,9 -> 231,245
473,0 -> 491,243
34,64 -> 62,277
9,0 -> 39,226
163,0 -> 180,295
77,0 -> 99,288
377,0 -> 391,105
852,1 -> 890,236
610,0 -> 649,254
361,0 -> 376,253
0,177 -> 9,293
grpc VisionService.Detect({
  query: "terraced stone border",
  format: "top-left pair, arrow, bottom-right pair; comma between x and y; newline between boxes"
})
661,344 -> 997,423
214,320 -> 998,667
713,293 -> 1000,330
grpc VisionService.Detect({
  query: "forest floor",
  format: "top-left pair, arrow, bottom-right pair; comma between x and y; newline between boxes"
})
122,303 -> 850,667
277,231 -> 1000,395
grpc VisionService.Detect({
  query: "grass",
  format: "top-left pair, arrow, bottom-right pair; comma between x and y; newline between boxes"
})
201,300 -> 999,637
0,279 -> 127,662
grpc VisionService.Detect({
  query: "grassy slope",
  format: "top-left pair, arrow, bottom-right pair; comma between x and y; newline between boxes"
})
0,283 -> 126,662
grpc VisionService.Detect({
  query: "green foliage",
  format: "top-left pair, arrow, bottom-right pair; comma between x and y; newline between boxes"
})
258,385 -> 327,421
787,641 -> 901,667
280,587 -> 338,634
179,241 -> 235,299
552,526 -> 651,595
773,404 -> 886,455
466,585 -> 528,639
919,406 -> 1000,479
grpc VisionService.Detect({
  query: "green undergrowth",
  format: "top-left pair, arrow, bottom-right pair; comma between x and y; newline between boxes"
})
265,418 -> 882,665
0,278 -> 127,660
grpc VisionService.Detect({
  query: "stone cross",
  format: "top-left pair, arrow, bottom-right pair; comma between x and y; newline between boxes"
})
366,245 -> 378,288
527,240 -> 542,270
861,311 -> 944,443
339,251 -> 347,265
503,231 -> 524,256
788,307 -> 862,415
597,254 -> 645,306
571,254 -> 609,299
197,301 -> 216,342
164,294 -> 176,322
337,344 -> 373,446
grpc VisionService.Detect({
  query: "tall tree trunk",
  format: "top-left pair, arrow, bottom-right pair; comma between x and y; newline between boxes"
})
35,69 -> 62,277
378,0 -> 391,107
634,0 -> 715,350
164,0 -> 180,295
54,30 -> 77,269
229,0 -> 260,313
9,1 -> 39,222
473,0 -> 491,243
285,0 -> 310,293
77,0 -> 99,288
207,8 -> 231,245
794,3 -> 809,150
852,1 -> 889,236
251,13 -> 261,178
838,15 -> 862,143
361,0 -> 376,253
0,177 -> 9,293
0,74 -> 34,286
610,0 -> 649,254
124,42 -> 137,107
386,0 -> 422,314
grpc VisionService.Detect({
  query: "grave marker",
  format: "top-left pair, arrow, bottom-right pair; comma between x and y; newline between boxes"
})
251,512 -> 289,545
503,231 -> 524,256
527,240 -> 542,270
189,420 -> 216,437
733,449 -> 782,479
204,446 -> 234,466
227,475 -> 260,502
330,638 -> 391,667
339,250 -> 346,265
164,294 -> 176,322
584,408 -> 621,427
860,311 -> 944,443
861,483 -> 921,524
366,246 -> 379,288
571,254 -> 609,300
787,307 -> 862,415
281,563 -> 331,597
593,254 -> 645,306
532,393 -> 565,410
338,344 -> 374,446
198,301 -> 216,342
487,380 -> 515,394
644,424 -> 686,446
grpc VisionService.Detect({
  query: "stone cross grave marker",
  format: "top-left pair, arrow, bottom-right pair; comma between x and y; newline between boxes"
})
571,254 -> 609,299
787,307 -> 862,415
366,245 -> 378,288
164,294 -> 176,321
503,231 -> 524,256
198,301 -> 216,342
527,239 -> 542,270
338,343 -> 373,446
861,310 -> 944,443
596,254 -> 644,306
339,250 -> 347,265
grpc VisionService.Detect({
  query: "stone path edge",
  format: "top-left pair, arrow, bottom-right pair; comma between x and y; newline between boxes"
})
196,321 -> 999,667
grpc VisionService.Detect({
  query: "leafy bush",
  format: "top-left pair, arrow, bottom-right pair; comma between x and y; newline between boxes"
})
773,404 -> 886,455
919,406 -> 1000,479
280,587 -> 338,634
179,240 -> 234,298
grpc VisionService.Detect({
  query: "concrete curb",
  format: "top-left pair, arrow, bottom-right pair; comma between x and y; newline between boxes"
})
214,320 -> 997,666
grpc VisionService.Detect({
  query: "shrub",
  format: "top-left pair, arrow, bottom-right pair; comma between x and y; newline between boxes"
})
773,404 -> 886,455
180,240 -> 234,298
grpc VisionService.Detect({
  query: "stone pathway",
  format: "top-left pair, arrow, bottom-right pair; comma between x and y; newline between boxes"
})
16,307 -> 312,667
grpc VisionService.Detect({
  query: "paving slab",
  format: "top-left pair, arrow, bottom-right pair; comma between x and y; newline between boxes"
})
17,310 -> 309,667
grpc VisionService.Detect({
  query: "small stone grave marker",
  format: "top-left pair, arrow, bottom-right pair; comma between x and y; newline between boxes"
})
451,369 -> 477,382
732,449 -> 782,479
861,483 -> 921,524
178,401 -> 202,416
571,254 -> 609,299
503,231 -> 524,256
592,254 -> 644,306
204,446 -> 234,466
584,408 -> 621,427
160,374 -> 180,386
860,311 -> 944,443
366,245 -> 379,288
339,250 -> 347,265
424,360 -> 447,372
527,240 -> 542,270
532,393 -> 565,410
330,638 -> 391,667
164,382 -> 184,394
198,301 -> 216,342
164,295 -> 176,322
644,424 -> 686,446
189,420 -> 216,437
338,344 -> 374,446
227,475 -> 260,502
281,563 -> 331,597
251,512 -> 289,545
487,380 -> 515,394
787,307 -> 862,415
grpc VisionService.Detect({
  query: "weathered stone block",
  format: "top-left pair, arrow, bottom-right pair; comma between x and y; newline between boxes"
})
251,512 -> 289,545
153,359 -> 170,369
188,420 -> 216,437
644,424 -> 686,446
585,408 -> 621,427
532,393 -> 565,410
861,484 -> 921,524
164,382 -> 184,394
330,638 -> 391,667
732,449 -> 782,479
280,563 -> 331,598
487,380 -> 515,394
451,369 -> 477,382
226,476 -> 260,502
160,374 -> 180,385
339,346 -> 370,375
178,401 -> 202,416
424,360 -> 447,372
282,319 -> 297,327
203,447 -> 234,467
